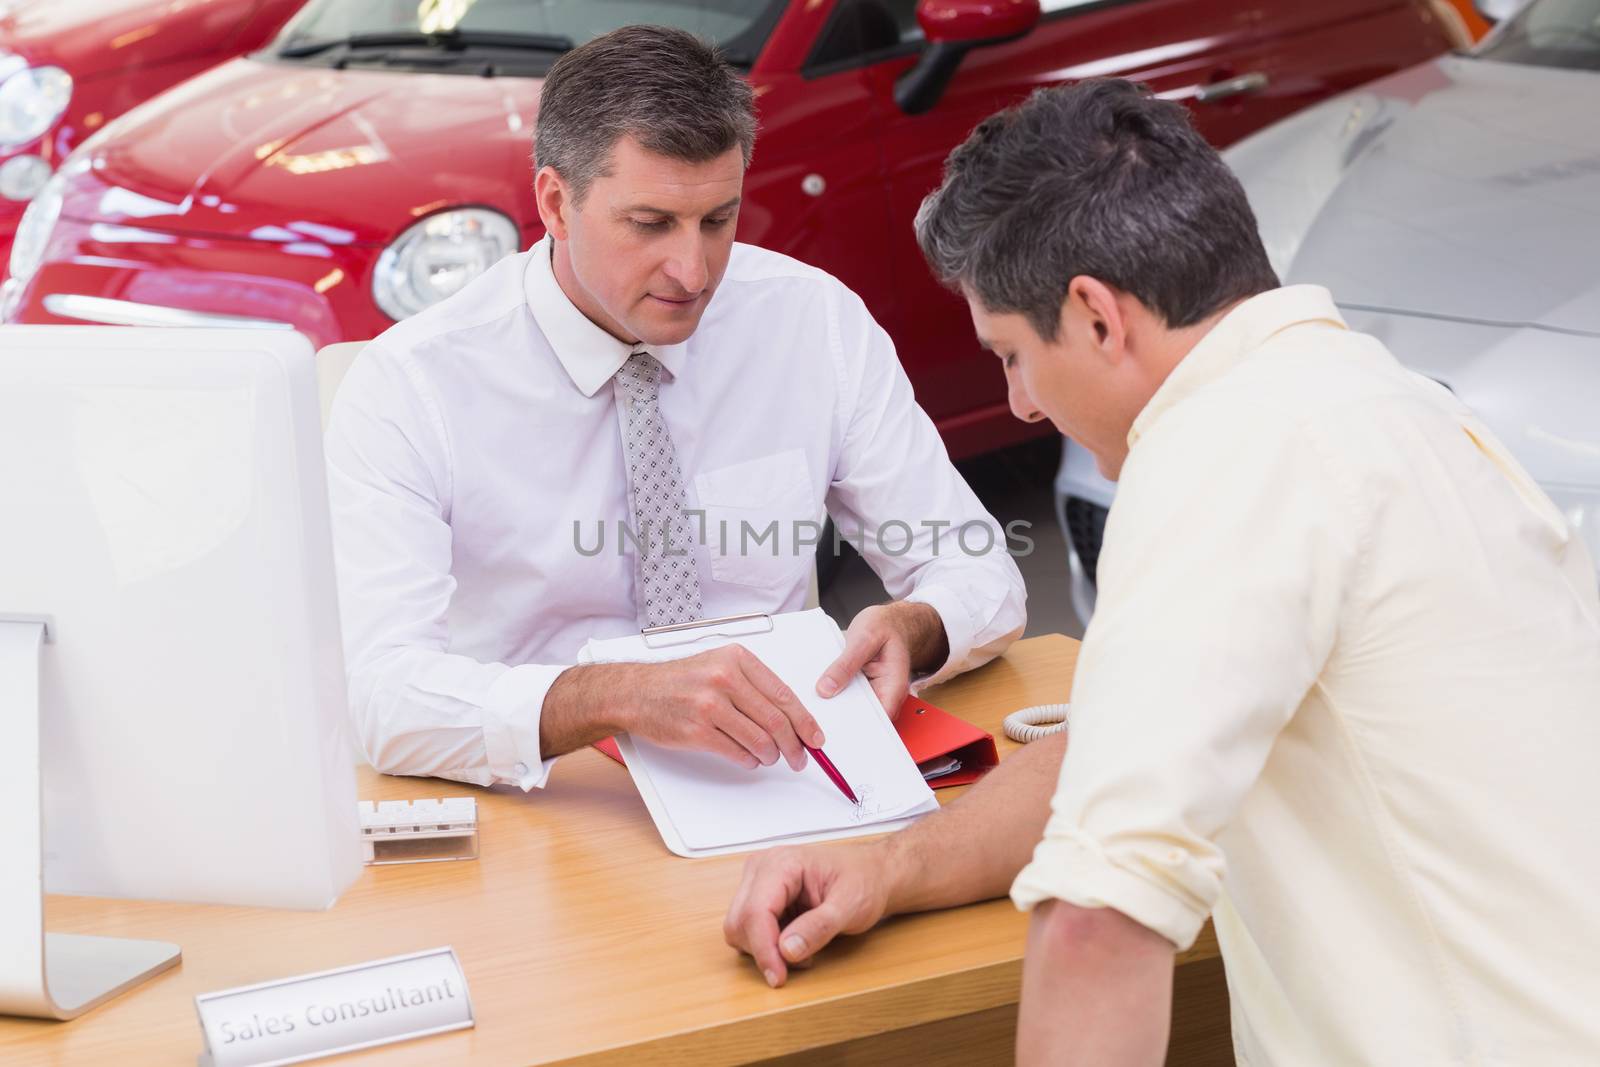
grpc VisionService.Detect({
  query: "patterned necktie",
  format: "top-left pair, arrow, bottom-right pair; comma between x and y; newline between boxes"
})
613,349 -> 704,628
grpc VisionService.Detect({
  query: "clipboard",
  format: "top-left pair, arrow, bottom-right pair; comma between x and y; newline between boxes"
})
595,694 -> 998,790
588,612 -> 998,789
578,609 -> 939,857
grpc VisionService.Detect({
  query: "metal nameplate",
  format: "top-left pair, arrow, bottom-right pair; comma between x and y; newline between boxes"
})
194,946 -> 473,1067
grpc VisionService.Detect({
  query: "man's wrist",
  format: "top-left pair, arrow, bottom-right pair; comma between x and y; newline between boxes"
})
889,600 -> 949,675
541,663 -> 636,753
878,830 -> 931,917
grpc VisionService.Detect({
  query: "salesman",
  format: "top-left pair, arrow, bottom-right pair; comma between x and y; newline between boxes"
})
723,80 -> 1600,1064
323,25 -> 1025,791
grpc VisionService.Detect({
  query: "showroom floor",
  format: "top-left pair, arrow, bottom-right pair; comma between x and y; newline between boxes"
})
820,436 -> 1086,644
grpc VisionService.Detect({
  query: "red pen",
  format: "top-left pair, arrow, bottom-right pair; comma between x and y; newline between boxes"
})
806,744 -> 858,804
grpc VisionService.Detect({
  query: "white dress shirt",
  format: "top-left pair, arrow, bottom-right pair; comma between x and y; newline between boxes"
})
1010,287 -> 1600,1064
325,238 -> 1026,791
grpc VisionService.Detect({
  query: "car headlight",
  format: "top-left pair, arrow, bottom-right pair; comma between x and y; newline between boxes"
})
9,167 -> 64,285
0,153 -> 50,200
372,208 -> 519,320
0,64 -> 72,149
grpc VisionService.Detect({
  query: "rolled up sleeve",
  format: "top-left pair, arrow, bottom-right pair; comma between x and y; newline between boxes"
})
1011,398 -> 1363,949
823,285 -> 1026,686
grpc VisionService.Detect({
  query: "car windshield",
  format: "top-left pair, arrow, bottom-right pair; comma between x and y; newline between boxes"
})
273,0 -> 785,70
1477,0 -> 1600,71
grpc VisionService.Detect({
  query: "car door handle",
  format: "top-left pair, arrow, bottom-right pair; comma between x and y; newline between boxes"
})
1196,72 -> 1270,104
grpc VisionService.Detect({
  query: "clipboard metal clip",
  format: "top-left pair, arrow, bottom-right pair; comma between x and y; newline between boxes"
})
641,611 -> 774,649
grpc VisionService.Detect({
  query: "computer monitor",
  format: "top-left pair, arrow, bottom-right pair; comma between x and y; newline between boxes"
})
0,326 -> 363,1020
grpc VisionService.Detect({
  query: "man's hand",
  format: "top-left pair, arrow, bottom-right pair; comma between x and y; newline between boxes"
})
632,645 -> 827,769
723,841 -> 897,987
721,733 -> 1069,988
817,602 -> 948,716
542,644 -> 824,769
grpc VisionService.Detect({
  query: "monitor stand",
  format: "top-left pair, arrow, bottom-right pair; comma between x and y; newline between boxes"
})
0,616 -> 180,1020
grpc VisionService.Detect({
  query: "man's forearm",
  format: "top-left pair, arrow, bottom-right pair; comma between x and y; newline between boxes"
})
1017,901 -> 1174,1066
539,663 -> 634,757
881,731 -> 1066,915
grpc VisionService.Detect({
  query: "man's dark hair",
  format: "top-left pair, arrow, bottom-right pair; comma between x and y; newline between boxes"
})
916,79 -> 1279,339
534,25 -> 756,203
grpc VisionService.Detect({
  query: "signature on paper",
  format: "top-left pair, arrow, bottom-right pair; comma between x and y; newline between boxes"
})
849,785 -> 888,823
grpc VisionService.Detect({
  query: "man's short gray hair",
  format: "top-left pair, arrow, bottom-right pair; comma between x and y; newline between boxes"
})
534,25 -> 756,203
916,79 -> 1279,340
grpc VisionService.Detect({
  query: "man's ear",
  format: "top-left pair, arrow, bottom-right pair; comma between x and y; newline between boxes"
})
534,166 -> 571,241
1067,276 -> 1128,366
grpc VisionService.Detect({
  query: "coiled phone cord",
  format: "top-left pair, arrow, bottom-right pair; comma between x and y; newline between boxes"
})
1002,703 -> 1071,744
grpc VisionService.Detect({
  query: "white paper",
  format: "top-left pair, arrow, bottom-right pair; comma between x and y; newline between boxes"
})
584,609 -> 937,853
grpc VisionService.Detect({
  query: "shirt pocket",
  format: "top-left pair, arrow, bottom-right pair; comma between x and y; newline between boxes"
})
694,448 -> 818,590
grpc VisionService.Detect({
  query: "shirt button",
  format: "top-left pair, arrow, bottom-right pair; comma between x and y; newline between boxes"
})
513,762 -> 529,777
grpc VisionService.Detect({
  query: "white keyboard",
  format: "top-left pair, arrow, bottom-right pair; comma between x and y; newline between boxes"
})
356,799 -> 479,864
357,797 -> 477,838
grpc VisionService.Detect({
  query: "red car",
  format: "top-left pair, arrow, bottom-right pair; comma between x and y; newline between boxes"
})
0,0 -> 305,275
3,0 -> 1459,458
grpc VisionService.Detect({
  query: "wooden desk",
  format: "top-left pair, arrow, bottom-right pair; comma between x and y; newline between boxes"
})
1,635 -> 1230,1065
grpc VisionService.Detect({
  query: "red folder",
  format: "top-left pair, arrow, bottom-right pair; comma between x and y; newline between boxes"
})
895,694 -> 998,788
592,694 -> 996,789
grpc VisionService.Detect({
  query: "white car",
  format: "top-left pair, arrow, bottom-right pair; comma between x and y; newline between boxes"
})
1056,0 -> 1600,621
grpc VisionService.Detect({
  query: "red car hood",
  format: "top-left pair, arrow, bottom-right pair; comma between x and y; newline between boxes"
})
0,0 -> 269,79
59,57 -> 544,246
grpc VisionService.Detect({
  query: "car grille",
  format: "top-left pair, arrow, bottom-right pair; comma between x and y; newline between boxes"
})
1064,497 -> 1109,589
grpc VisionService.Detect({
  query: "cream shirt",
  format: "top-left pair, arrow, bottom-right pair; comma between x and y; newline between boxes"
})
1011,286 -> 1600,1064
325,239 -> 1025,791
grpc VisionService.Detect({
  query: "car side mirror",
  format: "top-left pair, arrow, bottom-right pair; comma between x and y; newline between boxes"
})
895,0 -> 1041,115
1473,0 -> 1525,23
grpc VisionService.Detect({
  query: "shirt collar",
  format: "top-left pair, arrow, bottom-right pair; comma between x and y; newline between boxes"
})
1127,285 -> 1347,450
524,235 -> 688,397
